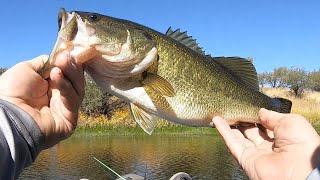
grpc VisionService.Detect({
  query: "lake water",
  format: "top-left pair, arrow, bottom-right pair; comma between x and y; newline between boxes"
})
19,135 -> 248,180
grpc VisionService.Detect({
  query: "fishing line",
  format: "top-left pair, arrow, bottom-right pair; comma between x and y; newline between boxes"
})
93,157 -> 126,180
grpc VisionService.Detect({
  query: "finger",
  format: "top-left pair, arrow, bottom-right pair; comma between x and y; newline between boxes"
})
212,116 -> 253,161
257,124 -> 274,139
238,125 -> 270,146
231,126 -> 246,139
25,55 -> 49,71
231,127 -> 255,147
54,51 -> 85,99
213,116 -> 237,143
49,67 -> 79,128
259,108 -> 286,131
266,129 -> 275,139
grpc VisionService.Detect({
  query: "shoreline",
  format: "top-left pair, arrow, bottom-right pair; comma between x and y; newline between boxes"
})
73,126 -> 219,136
72,123 -> 320,136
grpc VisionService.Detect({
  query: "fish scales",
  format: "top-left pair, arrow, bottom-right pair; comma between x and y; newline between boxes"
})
137,28 -> 271,123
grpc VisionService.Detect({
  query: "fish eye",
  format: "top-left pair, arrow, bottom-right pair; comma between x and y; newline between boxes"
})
88,13 -> 100,22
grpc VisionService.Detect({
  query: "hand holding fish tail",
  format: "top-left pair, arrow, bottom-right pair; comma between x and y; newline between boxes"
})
212,108 -> 320,180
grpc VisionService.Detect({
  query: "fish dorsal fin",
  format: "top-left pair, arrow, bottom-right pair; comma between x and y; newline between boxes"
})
141,73 -> 175,97
166,27 -> 205,55
130,103 -> 158,135
212,57 -> 259,90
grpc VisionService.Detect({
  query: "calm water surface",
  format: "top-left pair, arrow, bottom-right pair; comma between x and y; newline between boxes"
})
20,135 -> 248,180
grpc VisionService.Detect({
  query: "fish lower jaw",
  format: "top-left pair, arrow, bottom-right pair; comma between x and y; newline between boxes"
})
102,46 -> 158,76
84,47 -> 158,79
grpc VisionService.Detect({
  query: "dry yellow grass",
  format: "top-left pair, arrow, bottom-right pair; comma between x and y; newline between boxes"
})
78,106 -> 179,129
78,106 -> 136,128
262,88 -> 320,123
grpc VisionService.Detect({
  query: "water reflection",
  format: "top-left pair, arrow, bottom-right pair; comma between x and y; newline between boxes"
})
20,135 -> 248,180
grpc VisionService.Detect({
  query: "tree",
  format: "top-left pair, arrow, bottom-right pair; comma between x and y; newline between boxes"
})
258,73 -> 267,88
100,93 -> 127,119
81,73 -> 127,117
0,68 -> 7,75
283,67 -> 307,97
273,67 -> 288,87
264,72 -> 277,88
307,70 -> 320,91
264,67 -> 288,88
81,74 -> 104,115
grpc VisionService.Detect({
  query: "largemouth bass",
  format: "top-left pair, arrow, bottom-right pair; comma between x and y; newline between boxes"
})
39,8 -> 292,134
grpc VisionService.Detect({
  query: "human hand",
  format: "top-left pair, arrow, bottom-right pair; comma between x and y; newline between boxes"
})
212,108 -> 320,180
0,51 -> 84,149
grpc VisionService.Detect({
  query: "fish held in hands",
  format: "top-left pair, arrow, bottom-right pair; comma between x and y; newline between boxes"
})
39,8 -> 292,135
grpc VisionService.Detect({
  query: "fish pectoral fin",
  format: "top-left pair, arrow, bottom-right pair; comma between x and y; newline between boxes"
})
130,103 -> 159,135
141,73 -> 175,97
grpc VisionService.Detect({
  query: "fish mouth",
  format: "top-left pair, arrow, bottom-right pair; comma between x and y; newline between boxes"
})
58,8 -> 77,32
58,8 -> 66,31
48,8 -> 79,66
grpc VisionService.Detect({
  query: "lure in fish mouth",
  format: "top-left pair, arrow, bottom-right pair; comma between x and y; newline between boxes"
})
39,8 -> 158,79
39,8 -> 292,135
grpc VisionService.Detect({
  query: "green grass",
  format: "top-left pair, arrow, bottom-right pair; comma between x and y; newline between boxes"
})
313,124 -> 320,133
73,125 -> 218,136
74,124 -> 320,137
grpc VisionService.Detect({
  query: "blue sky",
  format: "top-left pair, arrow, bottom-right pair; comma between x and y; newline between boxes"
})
1,0 -> 319,73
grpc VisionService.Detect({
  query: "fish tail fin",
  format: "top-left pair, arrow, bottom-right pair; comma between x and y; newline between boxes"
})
274,98 -> 292,113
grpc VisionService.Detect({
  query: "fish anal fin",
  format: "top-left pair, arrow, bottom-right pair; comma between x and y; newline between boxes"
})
142,73 -> 175,97
212,57 -> 259,90
129,103 -> 158,135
